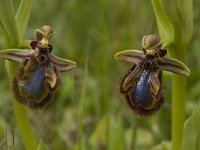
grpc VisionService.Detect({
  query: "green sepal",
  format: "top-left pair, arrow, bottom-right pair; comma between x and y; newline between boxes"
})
49,54 -> 76,72
142,34 -> 162,50
35,26 -> 55,42
0,49 -> 35,63
114,50 -> 144,65
157,57 -> 190,76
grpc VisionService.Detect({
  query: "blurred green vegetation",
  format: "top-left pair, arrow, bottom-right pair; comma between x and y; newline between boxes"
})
0,0 -> 200,149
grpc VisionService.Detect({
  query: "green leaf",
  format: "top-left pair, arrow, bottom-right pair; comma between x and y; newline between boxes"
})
151,0 -> 193,50
108,114 -> 125,150
36,140 -> 48,150
0,0 -> 19,47
160,0 -> 193,46
180,0 -> 193,45
20,40 -> 32,48
182,104 -> 200,150
151,0 -> 174,47
89,115 -> 108,149
150,141 -> 171,150
16,0 -> 32,40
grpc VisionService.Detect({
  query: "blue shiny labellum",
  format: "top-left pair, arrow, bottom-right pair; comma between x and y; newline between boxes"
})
12,59 -> 60,109
23,64 -> 45,100
120,55 -> 164,116
132,70 -> 151,107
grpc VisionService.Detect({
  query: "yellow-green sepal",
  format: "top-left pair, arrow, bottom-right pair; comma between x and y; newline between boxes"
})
157,57 -> 190,76
49,54 -> 76,72
114,49 -> 144,65
0,49 -> 35,62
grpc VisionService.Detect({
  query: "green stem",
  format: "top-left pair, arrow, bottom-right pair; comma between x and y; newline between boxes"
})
13,101 -> 38,150
131,118 -> 138,150
172,74 -> 186,150
78,79 -> 86,150
169,46 -> 186,150
78,51 -> 88,150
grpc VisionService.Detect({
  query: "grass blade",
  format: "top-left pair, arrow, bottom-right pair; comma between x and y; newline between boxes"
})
16,0 -> 32,40
0,0 -> 19,47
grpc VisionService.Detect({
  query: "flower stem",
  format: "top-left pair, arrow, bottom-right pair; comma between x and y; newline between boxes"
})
172,74 -> 186,150
13,101 -> 38,150
169,45 -> 186,150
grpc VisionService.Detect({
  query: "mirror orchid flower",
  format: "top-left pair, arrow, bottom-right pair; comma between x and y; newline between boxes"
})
114,34 -> 190,116
0,25 -> 76,108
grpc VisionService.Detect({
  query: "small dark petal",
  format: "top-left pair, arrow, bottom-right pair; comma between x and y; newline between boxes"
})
30,41 -> 38,49
143,48 -> 147,55
159,49 -> 167,57
48,44 -> 53,53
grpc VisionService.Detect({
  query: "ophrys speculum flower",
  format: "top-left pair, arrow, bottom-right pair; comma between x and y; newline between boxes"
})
0,25 -> 76,108
115,34 -> 190,116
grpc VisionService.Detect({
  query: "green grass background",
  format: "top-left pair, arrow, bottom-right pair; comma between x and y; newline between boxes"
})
0,0 -> 200,149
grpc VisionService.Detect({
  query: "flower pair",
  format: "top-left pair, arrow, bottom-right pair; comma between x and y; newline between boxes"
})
0,27 -> 190,115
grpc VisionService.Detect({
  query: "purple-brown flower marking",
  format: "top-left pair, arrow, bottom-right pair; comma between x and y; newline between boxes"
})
0,25 -> 76,108
115,35 -> 190,116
